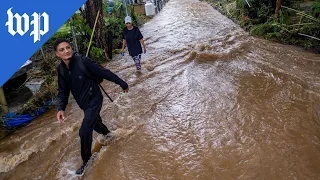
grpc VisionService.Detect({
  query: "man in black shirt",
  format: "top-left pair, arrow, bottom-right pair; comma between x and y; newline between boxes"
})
121,16 -> 146,71
55,38 -> 129,176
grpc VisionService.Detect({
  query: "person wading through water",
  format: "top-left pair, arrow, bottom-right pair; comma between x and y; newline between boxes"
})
54,38 -> 129,176
120,16 -> 147,71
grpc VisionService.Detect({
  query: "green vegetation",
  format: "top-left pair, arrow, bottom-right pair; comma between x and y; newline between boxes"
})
204,0 -> 320,53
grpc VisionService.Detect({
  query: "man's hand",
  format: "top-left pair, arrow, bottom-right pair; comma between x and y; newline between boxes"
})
143,47 -> 147,54
56,110 -> 65,123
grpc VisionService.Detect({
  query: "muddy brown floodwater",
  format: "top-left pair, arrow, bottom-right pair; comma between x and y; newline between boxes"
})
1,0 -> 320,179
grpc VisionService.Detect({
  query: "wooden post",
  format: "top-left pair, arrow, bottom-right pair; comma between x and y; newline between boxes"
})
0,88 -> 9,114
275,0 -> 282,17
86,9 -> 100,57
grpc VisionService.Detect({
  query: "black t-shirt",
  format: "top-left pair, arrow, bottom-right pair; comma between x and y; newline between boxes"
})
122,26 -> 143,57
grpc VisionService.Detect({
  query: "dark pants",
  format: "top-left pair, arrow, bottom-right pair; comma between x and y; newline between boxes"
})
79,102 -> 110,163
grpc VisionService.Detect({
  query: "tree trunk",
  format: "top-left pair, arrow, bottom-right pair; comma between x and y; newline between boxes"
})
69,17 -> 79,52
275,0 -> 282,17
85,0 -> 110,60
0,88 -> 9,114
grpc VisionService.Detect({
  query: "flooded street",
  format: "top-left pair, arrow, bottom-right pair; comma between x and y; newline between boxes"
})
1,0 -> 320,179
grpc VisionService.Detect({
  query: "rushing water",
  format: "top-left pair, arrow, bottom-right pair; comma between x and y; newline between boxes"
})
1,0 -> 320,179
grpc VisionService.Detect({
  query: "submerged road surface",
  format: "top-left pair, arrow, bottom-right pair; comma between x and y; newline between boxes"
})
1,0 -> 320,179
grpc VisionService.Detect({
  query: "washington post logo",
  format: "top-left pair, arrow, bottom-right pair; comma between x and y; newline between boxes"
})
5,8 -> 49,43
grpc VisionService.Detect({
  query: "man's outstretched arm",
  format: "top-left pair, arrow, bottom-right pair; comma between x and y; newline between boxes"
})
84,57 -> 129,91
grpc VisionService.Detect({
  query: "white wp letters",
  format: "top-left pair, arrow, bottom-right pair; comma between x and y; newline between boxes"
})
5,8 -> 49,43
